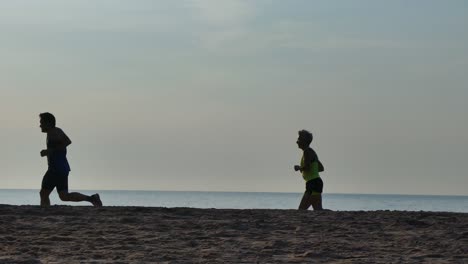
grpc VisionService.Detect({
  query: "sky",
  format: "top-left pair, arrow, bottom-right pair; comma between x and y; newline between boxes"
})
1,1 -> 467,195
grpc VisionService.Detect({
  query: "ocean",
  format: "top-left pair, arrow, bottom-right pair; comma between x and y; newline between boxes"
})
1,189 -> 467,212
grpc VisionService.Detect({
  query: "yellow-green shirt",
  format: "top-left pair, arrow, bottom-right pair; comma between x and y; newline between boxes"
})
301,156 -> 320,182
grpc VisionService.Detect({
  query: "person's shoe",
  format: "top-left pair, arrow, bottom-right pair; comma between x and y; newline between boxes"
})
91,194 -> 103,207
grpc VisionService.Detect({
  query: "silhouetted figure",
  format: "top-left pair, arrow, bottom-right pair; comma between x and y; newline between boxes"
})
39,112 -> 102,207
294,130 -> 324,210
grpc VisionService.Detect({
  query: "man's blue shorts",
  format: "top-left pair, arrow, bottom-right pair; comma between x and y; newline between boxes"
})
41,170 -> 69,192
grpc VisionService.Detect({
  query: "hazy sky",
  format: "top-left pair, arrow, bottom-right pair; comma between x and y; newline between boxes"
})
1,1 -> 467,195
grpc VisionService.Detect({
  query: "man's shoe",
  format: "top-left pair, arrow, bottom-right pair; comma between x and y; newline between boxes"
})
91,194 -> 103,207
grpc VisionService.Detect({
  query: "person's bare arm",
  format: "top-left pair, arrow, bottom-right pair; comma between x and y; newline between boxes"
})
294,149 -> 313,172
300,149 -> 312,172
41,128 -> 72,157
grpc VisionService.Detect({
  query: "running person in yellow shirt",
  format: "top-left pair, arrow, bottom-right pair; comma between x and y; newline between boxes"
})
294,130 -> 324,210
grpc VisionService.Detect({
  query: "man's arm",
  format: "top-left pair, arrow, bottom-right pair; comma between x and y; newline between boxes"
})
50,129 -> 72,150
61,130 -> 72,148
41,129 -> 72,156
300,148 -> 313,172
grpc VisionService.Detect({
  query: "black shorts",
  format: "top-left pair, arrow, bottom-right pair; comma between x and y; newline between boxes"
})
305,177 -> 323,194
41,170 -> 69,192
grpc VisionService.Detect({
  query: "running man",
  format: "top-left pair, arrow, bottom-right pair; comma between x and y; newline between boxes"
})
294,129 -> 324,210
39,112 -> 102,207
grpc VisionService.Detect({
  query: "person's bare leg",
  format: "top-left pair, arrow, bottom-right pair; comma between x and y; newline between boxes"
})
59,191 -> 90,202
298,192 -> 313,210
310,194 -> 323,211
40,189 -> 52,207
59,191 -> 102,207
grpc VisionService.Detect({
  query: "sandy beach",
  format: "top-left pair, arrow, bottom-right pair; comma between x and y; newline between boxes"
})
0,205 -> 467,263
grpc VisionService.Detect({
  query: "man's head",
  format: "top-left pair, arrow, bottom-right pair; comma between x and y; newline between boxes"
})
297,129 -> 313,149
39,112 -> 56,133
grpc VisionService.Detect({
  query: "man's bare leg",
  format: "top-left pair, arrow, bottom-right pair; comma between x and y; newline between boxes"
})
40,189 -> 52,207
59,191 -> 102,207
298,192 -> 313,210
310,194 -> 323,211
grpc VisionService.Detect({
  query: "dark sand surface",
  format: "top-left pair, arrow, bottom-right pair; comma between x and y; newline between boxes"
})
1,205 -> 467,263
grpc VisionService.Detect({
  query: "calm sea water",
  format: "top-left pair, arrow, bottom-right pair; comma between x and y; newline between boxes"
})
1,189 -> 467,212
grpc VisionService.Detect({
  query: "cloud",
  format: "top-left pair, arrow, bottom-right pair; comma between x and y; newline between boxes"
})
188,0 -> 253,25
0,1 -> 185,34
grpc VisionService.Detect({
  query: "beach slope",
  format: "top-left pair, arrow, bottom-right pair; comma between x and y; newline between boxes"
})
1,205 -> 467,263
